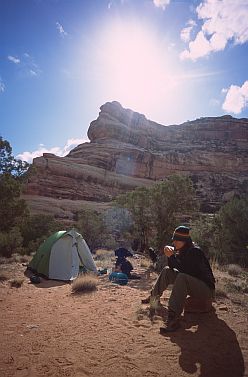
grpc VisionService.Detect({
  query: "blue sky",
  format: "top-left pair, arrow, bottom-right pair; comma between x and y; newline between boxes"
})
1,0 -> 248,162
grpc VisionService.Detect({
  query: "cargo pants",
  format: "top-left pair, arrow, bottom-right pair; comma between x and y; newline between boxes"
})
151,267 -> 214,316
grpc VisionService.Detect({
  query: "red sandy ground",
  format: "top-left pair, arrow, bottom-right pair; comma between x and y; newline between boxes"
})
0,262 -> 247,377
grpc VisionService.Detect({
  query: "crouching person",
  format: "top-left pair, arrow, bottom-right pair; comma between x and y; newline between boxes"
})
141,226 -> 215,333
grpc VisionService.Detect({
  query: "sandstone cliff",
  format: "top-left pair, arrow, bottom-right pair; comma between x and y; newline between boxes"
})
23,101 -> 248,220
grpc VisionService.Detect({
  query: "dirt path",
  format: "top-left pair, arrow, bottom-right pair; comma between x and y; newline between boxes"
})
0,263 -> 247,377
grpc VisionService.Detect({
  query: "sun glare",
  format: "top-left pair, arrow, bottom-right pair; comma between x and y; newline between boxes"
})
97,20 -> 177,119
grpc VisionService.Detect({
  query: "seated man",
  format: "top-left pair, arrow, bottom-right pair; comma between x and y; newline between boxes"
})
142,226 -> 215,333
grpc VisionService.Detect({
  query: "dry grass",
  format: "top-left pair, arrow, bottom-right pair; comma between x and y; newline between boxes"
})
95,249 -> 114,260
214,283 -> 228,298
11,254 -> 31,264
0,270 -> 9,282
140,257 -> 152,268
227,264 -> 243,277
71,274 -> 98,294
94,249 -> 115,269
9,278 -> 24,288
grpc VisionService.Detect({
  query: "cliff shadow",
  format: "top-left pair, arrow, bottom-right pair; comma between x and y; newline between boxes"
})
162,312 -> 245,377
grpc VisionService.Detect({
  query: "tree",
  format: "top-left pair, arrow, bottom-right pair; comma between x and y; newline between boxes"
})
115,175 -> 196,251
115,187 -> 153,250
20,214 -> 63,248
0,137 -> 29,256
0,137 -> 29,177
212,197 -> 248,266
150,175 -> 196,249
76,208 -> 108,251
0,174 -> 29,232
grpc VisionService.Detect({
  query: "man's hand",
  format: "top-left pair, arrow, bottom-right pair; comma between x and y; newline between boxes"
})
164,245 -> 174,257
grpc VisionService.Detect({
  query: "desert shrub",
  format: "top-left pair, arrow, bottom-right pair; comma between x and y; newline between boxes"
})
71,274 -> 98,294
95,249 -> 114,260
103,207 -> 133,239
190,215 -> 214,257
192,198 -> 248,267
20,214 -> 63,250
227,264 -> 243,277
0,227 -> 23,258
0,270 -> 9,282
11,254 -> 31,264
9,278 -> 24,288
212,198 -> 248,266
76,209 -> 108,250
116,175 -> 196,251
214,283 -> 228,298
94,249 -> 114,269
225,280 -> 248,294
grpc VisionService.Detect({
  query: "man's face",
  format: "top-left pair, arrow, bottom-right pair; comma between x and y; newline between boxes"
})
173,240 -> 186,250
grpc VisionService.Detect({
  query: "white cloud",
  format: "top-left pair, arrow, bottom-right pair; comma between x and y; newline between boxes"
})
180,30 -> 211,61
0,78 -> 5,93
222,80 -> 248,114
16,138 -> 88,163
153,0 -> 170,10
23,53 -> 41,77
56,22 -> 68,37
8,55 -> 20,64
29,70 -> 38,77
180,19 -> 196,43
180,0 -> 248,60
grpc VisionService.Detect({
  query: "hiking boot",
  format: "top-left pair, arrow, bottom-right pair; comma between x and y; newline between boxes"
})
160,310 -> 180,334
141,295 -> 161,305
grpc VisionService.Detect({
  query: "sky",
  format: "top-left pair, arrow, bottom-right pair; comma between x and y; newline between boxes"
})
1,0 -> 248,163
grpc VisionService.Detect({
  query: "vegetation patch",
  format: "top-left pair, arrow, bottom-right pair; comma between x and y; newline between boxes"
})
71,274 -> 98,294
9,278 -> 24,288
0,270 -> 9,282
227,264 -> 243,277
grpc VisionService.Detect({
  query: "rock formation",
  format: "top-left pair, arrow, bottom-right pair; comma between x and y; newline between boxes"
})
23,101 -> 248,220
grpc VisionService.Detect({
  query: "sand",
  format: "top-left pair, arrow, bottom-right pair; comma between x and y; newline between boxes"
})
0,261 -> 247,377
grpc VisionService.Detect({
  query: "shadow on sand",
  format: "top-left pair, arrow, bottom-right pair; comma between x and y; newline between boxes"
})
24,268 -> 69,288
162,311 -> 245,377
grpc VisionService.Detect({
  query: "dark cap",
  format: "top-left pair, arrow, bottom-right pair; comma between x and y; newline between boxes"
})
172,226 -> 192,242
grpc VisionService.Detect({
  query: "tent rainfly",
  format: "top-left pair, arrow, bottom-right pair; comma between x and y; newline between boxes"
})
28,229 -> 97,281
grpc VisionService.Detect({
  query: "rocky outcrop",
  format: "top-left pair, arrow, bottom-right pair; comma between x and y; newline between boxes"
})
24,101 -> 248,219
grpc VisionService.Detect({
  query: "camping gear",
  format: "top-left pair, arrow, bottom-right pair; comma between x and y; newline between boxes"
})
114,247 -> 134,277
28,229 -> 97,281
30,275 -> 41,284
109,272 -> 128,286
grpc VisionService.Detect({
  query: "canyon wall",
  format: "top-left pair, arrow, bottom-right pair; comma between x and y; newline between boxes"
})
23,101 -> 248,220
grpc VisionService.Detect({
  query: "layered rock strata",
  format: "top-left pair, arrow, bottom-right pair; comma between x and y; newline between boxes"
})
24,101 -> 248,219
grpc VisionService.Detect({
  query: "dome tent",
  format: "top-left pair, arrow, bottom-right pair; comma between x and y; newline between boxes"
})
28,229 -> 97,281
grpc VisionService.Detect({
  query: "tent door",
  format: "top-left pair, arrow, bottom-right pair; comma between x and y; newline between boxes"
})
49,236 -> 79,280
71,245 -> 80,279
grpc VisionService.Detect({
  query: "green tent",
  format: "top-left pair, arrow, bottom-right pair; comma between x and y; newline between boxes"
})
28,229 -> 97,280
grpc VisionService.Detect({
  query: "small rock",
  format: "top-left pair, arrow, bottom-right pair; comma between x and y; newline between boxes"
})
218,305 -> 228,311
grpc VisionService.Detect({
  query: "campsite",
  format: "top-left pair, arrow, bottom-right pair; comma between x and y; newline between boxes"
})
0,246 -> 247,377
1,0 -> 248,375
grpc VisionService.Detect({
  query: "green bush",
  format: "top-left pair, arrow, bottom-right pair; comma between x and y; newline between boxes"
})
20,214 -> 63,249
0,227 -> 24,258
192,198 -> 248,267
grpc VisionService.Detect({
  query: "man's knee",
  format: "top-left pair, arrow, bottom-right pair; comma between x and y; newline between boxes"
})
174,272 -> 189,285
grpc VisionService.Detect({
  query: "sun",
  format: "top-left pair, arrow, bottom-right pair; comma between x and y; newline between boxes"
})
96,19 -> 176,119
